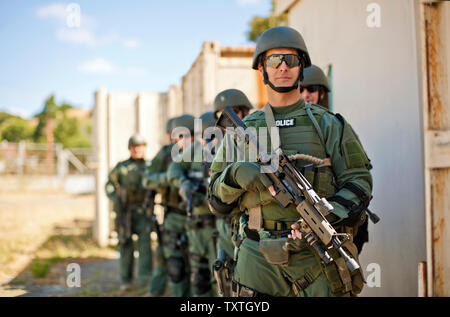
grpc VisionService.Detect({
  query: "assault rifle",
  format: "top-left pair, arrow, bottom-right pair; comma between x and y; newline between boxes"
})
216,106 -> 360,272
143,189 -> 165,259
115,184 -> 132,245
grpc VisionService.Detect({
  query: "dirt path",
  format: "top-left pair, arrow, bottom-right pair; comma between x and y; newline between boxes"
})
0,190 -> 125,297
0,190 -> 94,286
0,189 -> 164,297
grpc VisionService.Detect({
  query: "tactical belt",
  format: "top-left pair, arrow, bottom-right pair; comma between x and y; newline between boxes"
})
231,280 -> 273,297
244,225 -> 291,242
263,219 -> 296,231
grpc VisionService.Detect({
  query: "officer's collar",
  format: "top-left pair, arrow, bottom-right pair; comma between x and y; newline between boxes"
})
129,157 -> 145,162
269,98 -> 305,115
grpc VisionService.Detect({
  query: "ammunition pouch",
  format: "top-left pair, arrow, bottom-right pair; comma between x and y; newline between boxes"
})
258,237 -> 289,266
319,240 -> 365,296
231,280 -> 273,297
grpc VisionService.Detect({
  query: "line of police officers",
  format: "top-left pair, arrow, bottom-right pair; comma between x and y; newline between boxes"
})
105,26 -> 374,297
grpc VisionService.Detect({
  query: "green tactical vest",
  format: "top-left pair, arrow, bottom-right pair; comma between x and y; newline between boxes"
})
239,99 -> 337,222
155,143 -> 182,208
181,139 -> 212,216
116,158 -> 147,204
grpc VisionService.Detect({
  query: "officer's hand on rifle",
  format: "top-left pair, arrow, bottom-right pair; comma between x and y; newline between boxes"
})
288,222 -> 303,240
228,162 -> 272,192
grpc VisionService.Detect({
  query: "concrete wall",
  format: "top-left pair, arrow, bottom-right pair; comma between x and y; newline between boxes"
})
275,0 -> 425,296
92,88 -> 172,246
182,41 -> 265,116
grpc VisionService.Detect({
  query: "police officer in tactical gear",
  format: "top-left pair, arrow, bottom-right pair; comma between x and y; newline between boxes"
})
144,117 -> 177,297
105,134 -> 153,291
167,111 -> 221,297
208,26 -> 373,297
208,89 -> 254,296
213,88 -> 253,120
143,114 -> 195,297
300,64 -> 331,109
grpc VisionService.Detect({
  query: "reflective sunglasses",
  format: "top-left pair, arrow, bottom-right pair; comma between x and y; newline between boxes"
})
300,85 -> 321,93
265,54 -> 301,69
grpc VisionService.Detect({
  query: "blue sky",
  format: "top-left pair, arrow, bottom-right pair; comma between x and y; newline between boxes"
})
0,0 -> 271,118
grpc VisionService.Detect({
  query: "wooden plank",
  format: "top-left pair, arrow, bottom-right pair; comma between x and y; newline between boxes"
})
426,130 -> 450,168
431,169 -> 450,296
418,261 -> 427,297
421,1 -> 450,296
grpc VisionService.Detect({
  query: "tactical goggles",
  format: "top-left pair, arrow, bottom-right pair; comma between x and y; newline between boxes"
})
265,54 -> 301,69
300,85 -> 321,93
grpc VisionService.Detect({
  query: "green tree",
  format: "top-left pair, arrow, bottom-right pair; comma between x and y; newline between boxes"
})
247,0 -> 288,43
0,117 -> 34,142
32,94 -> 91,148
33,95 -> 60,143
54,116 -> 91,148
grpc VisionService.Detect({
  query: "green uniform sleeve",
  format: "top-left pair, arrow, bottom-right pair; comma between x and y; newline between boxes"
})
105,163 -> 120,202
167,161 -> 188,188
142,146 -> 170,189
167,141 -> 198,188
321,112 -> 373,220
210,135 -> 245,204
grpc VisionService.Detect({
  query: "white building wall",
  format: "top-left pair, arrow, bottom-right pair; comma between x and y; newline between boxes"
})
217,57 -> 259,108
182,41 -> 263,117
277,0 -> 425,296
93,89 -> 168,246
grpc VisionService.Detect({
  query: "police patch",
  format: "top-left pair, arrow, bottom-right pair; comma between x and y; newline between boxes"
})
275,118 -> 296,127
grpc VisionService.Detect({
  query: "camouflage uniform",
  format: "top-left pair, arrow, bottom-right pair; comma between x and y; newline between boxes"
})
167,111 -> 219,296
105,156 -> 153,287
143,115 -> 195,297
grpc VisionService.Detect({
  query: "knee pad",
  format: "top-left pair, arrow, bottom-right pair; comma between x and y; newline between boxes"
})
167,257 -> 186,283
191,267 -> 211,295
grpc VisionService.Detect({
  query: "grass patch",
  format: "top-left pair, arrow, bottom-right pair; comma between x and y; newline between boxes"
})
30,257 -> 63,278
28,222 -> 117,279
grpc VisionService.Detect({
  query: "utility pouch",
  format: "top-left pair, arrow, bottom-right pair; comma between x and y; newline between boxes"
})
258,237 -> 289,266
344,241 -> 365,295
321,241 -> 365,296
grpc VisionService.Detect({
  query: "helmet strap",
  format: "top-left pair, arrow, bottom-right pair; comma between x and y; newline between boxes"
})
317,88 -> 322,105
